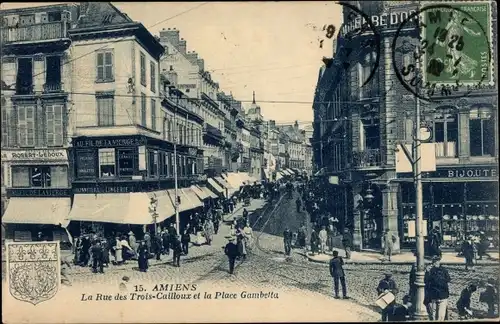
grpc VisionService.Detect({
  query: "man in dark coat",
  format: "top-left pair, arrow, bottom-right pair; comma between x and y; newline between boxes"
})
181,229 -> 191,255
329,250 -> 348,299
91,241 -> 104,274
143,232 -> 151,255
283,227 -> 293,256
310,229 -> 319,256
377,272 -> 399,321
172,235 -> 182,267
168,224 -> 177,251
342,228 -> 353,259
154,232 -> 162,260
224,237 -> 239,275
162,230 -> 170,255
425,256 -> 451,321
137,241 -> 149,272
456,284 -> 477,319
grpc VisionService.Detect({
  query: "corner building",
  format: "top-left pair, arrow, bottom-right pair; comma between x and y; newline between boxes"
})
313,1 -> 499,251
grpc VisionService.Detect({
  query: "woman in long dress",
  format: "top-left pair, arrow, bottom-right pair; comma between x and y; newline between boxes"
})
137,241 -> 149,272
236,227 -> 247,260
114,237 -> 123,265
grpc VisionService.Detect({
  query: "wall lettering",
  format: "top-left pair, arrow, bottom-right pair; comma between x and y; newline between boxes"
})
1,149 -> 68,161
7,188 -> 72,197
73,137 -> 147,148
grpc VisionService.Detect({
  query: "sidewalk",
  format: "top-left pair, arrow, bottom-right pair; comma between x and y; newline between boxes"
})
305,249 -> 500,265
60,199 -> 268,274
222,198 -> 265,223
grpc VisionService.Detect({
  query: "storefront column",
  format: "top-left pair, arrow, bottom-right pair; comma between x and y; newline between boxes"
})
382,183 -> 400,253
458,108 -> 470,161
352,183 -> 363,251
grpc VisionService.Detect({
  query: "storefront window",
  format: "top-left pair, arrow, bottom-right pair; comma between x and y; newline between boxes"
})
118,149 -> 135,177
50,166 -> 68,187
434,113 -> 458,157
11,166 -> 67,187
469,107 -> 495,157
148,150 -> 158,178
12,167 -> 30,187
76,151 -> 96,179
98,148 -> 116,178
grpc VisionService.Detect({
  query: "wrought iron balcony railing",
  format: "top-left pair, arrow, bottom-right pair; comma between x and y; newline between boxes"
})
1,21 -> 69,44
352,148 -> 382,168
43,83 -> 63,93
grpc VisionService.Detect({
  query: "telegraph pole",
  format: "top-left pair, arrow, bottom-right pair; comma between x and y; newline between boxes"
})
173,90 -> 180,236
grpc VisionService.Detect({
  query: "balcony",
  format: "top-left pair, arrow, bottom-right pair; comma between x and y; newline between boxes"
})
1,21 -> 69,44
43,83 -> 63,93
352,148 -> 383,168
15,84 -> 34,96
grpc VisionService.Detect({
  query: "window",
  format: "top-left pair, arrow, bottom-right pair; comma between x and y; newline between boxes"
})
46,104 -> 64,146
167,120 -> 172,141
1,107 -> 9,146
45,56 -> 61,92
96,51 -> 113,82
151,99 -> 156,130
118,149 -> 135,177
469,107 -> 495,156
150,61 -> 156,93
12,167 -> 30,187
159,152 -> 165,177
97,96 -> 114,126
141,93 -> 147,126
434,114 -> 458,157
364,124 -> 380,150
18,106 -> 35,147
98,148 -> 116,178
50,166 -> 68,187
148,150 -> 158,177
16,58 -> 33,95
359,52 -> 377,99
140,53 -> 146,86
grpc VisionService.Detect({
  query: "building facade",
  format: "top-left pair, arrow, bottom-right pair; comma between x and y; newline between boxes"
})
313,1 -> 499,251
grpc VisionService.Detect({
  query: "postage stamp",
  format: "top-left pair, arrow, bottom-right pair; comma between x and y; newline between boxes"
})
6,241 -> 61,305
421,1 -> 493,85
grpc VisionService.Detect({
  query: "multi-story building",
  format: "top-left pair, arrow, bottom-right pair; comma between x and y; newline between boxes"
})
1,3 -> 79,242
313,1 -> 499,251
218,92 -> 237,172
278,122 -> 305,171
158,29 -> 225,178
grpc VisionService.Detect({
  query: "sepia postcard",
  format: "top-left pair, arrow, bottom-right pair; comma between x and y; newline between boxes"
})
1,1 -> 499,323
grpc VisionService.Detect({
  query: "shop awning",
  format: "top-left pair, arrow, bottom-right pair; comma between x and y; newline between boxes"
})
208,178 -> 225,196
223,173 -> 242,188
2,197 -> 71,227
67,191 -> 175,225
191,185 -> 209,200
276,172 -> 283,181
215,176 -> 233,190
167,188 -> 202,213
198,186 -> 218,199
182,188 -> 203,209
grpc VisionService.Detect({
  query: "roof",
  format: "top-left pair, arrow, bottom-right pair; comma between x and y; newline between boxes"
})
74,2 -> 133,29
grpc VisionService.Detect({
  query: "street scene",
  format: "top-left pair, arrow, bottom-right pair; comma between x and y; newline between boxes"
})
1,1 -> 499,323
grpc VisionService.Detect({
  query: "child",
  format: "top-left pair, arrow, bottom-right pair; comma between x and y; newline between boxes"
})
389,295 -> 412,322
480,278 -> 498,318
456,283 -> 477,319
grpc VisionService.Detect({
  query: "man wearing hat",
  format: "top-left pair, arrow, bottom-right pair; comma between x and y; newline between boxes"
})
377,271 -> 399,321
128,231 -> 138,254
224,236 -> 239,275
425,256 -> 451,321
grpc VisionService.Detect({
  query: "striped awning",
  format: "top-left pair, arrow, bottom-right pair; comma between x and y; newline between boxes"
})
191,185 -> 209,200
208,178 -> 225,196
199,186 -> 218,199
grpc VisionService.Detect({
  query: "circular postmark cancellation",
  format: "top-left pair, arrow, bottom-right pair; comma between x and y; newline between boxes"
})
392,2 -> 493,102
333,1 -> 382,88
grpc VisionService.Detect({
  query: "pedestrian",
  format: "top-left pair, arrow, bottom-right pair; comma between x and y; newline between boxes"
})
389,295 -> 412,322
310,228 -> 319,256
137,241 -> 148,272
319,226 -> 328,254
204,219 -> 214,246
477,232 -> 490,260
456,283 -> 477,319
236,227 -> 247,261
295,197 -> 302,213
172,235 -> 182,267
128,231 -> 138,253
243,222 -> 253,248
329,250 -> 348,299
377,272 -> 399,322
154,232 -> 162,261
224,236 -> 238,275
429,226 -> 442,258
342,228 -> 353,259
113,236 -> 123,265
298,224 -> 306,248
213,212 -> 220,235
479,278 -> 498,318
101,238 -> 110,267
143,232 -> 151,255
462,236 -> 475,271
382,229 -> 397,262
91,241 -> 104,274
162,229 -> 170,255
181,229 -> 190,255
283,227 -> 292,256
424,256 -> 451,321
242,208 -> 249,225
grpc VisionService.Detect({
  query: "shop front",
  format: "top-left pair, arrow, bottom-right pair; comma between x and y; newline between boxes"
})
397,165 -> 499,250
1,148 -> 72,246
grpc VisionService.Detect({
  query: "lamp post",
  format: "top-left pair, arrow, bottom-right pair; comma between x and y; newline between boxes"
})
149,195 -> 159,235
169,86 -> 181,236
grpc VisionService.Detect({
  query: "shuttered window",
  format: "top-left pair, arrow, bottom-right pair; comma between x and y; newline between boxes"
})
151,99 -> 156,130
18,106 -> 35,147
46,104 -> 64,146
1,107 -> 8,147
96,51 -> 114,82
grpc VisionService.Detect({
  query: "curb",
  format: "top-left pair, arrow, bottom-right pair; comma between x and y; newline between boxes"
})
305,255 -> 500,266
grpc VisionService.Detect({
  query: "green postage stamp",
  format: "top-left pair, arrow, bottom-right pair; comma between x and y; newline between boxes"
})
422,1 -> 493,86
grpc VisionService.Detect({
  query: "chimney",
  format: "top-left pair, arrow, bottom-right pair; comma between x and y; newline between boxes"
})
159,28 -> 180,48
177,38 -> 186,54
197,58 -> 205,71
185,51 -> 198,65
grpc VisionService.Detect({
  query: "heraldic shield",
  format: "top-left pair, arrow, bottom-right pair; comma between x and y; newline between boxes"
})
6,241 -> 61,305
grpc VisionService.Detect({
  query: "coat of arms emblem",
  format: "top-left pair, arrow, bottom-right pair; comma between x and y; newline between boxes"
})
6,241 -> 61,305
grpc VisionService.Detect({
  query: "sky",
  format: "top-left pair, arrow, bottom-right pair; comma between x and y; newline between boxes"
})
1,2 -> 343,126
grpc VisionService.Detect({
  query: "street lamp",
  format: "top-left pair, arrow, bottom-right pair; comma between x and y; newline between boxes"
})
149,195 -> 159,235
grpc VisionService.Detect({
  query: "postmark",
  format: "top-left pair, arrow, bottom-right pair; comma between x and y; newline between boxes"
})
392,2 -> 493,101
6,241 -> 61,305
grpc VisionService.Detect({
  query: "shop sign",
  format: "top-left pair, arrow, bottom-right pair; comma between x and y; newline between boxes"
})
7,188 -> 72,197
341,9 -> 418,36
73,137 -> 147,148
1,149 -> 67,161
73,186 -> 135,194
76,151 -> 96,178
441,166 -> 497,179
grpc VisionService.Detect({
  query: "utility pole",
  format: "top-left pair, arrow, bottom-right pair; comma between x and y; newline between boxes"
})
172,90 -> 180,236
